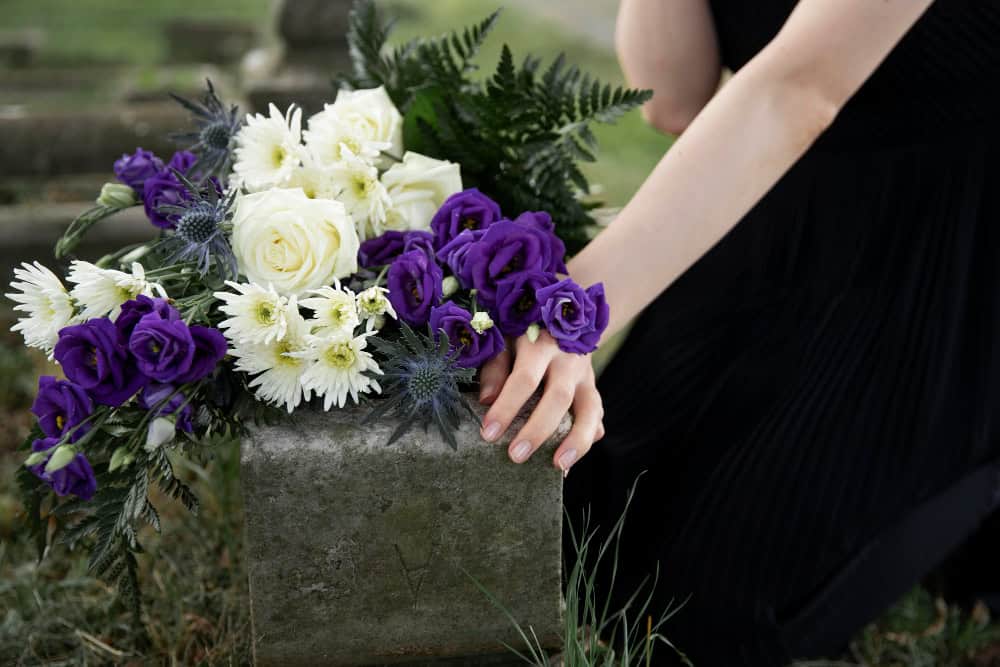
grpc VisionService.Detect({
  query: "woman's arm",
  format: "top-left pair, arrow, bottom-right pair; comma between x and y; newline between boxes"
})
615,0 -> 722,134
479,0 -> 936,472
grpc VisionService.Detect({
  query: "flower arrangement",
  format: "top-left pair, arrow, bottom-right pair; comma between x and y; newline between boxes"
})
7,0 -> 647,615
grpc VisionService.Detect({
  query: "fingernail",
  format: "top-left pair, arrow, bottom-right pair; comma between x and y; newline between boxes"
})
558,449 -> 578,475
511,440 -> 531,463
482,421 -> 502,441
479,385 -> 495,402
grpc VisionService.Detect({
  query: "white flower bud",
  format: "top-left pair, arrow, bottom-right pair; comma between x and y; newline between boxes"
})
470,311 -> 494,334
97,182 -> 137,208
44,445 -> 76,473
109,446 -> 131,472
441,276 -> 460,298
145,417 -> 176,451
24,451 -> 49,467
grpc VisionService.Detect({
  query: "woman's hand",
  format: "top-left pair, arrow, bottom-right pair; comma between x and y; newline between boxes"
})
478,332 -> 605,475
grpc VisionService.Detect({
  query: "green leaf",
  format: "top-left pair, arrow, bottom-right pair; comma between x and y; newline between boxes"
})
402,87 -> 444,156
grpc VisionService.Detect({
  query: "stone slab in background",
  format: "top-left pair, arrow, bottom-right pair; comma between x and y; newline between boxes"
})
0,202 -> 154,281
241,396 -> 569,666
0,104 -> 184,178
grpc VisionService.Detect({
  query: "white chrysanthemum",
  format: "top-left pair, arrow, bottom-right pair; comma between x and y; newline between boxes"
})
304,86 -> 403,169
233,104 -> 306,192
5,261 -> 77,353
294,331 -> 382,410
328,149 -> 392,241
356,285 -> 396,322
66,261 -> 165,321
229,307 -> 312,413
214,281 -> 296,345
283,159 -> 340,200
300,283 -> 360,337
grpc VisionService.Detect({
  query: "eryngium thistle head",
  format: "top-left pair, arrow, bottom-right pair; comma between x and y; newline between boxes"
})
169,79 -> 241,182
365,323 -> 476,450
156,170 -> 238,279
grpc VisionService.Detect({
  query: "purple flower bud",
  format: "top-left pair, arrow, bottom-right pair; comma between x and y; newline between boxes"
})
493,270 -> 558,338
430,188 -> 503,250
30,376 -> 93,442
428,301 -> 504,368
54,318 -> 147,407
386,249 -> 443,326
113,148 -> 164,194
536,279 -> 609,354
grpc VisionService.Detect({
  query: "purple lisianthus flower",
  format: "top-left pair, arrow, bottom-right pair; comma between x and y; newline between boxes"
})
31,376 -> 93,442
494,270 -> 559,338
140,383 -> 195,433
113,148 -> 164,194
537,279 -> 610,354
428,301 -> 504,368
142,151 -> 198,229
116,295 -> 177,341
430,188 -> 503,250
387,249 -> 443,326
511,211 -> 567,274
129,311 -> 196,384
435,229 -> 484,287
461,218 -> 565,307
54,318 -> 147,407
359,230 -> 435,268
143,171 -> 192,229
28,438 -> 97,501
167,150 -> 197,174
174,325 -> 227,384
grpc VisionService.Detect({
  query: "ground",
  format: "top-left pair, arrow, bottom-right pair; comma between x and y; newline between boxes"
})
1,1 -> 999,665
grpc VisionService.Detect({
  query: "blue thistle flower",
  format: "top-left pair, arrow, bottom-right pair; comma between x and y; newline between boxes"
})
155,170 -> 239,279
170,79 -> 242,180
366,324 -> 477,450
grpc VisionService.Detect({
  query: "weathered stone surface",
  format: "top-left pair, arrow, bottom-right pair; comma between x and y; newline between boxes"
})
241,395 -> 569,666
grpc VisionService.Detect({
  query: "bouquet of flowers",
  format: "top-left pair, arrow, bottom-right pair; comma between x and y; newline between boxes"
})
7,0 -> 648,612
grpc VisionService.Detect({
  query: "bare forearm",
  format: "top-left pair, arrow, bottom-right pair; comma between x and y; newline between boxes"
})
569,56 -> 834,339
616,0 -> 721,133
572,0 -> 934,342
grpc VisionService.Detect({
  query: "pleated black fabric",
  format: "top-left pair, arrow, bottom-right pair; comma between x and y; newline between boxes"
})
564,2 -> 1000,664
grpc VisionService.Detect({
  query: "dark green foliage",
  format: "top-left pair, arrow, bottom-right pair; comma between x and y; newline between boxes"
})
339,0 -> 652,254
365,323 -> 476,450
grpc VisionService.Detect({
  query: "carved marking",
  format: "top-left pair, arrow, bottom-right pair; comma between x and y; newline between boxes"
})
393,538 -> 440,609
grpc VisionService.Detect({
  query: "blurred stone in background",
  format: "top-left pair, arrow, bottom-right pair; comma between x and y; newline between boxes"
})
244,0 -> 353,116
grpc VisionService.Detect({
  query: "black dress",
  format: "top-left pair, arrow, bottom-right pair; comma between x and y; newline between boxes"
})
564,1 -> 1000,664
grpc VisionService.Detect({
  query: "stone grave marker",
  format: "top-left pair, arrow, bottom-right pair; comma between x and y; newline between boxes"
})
241,395 -> 568,665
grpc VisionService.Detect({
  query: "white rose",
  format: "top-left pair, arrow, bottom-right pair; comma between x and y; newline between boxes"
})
380,152 -> 462,232
232,188 -> 360,297
304,86 -> 403,169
